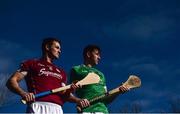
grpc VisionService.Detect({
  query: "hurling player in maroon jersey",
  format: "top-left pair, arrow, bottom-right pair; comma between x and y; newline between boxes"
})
6,37 -> 89,114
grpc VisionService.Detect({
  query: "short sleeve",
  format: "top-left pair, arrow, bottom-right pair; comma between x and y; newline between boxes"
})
18,60 -> 32,72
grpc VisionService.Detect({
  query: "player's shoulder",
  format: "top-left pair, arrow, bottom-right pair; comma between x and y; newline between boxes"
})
72,64 -> 81,69
21,58 -> 38,64
71,64 -> 82,71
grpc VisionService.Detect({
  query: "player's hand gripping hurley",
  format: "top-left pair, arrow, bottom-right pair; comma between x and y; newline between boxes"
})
77,75 -> 141,112
21,72 -> 100,104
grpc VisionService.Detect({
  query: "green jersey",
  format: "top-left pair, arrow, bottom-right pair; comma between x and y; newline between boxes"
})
70,65 -> 109,113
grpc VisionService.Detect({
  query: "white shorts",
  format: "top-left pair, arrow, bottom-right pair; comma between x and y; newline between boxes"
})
27,101 -> 63,114
82,113 -> 104,114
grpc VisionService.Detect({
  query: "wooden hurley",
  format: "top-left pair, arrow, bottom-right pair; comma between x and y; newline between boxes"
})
77,75 -> 141,112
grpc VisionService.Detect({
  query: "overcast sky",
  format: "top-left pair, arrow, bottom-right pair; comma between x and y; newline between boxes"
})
0,0 -> 180,113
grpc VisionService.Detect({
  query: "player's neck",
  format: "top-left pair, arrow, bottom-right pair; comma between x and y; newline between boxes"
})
83,61 -> 94,68
85,64 -> 92,67
42,55 -> 53,64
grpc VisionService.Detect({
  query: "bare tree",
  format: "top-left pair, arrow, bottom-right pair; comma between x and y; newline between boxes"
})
118,101 -> 142,113
169,98 -> 180,112
131,102 -> 142,113
0,74 -> 9,107
118,103 -> 131,113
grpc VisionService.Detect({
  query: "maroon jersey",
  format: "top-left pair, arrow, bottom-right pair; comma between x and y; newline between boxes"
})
19,58 -> 67,105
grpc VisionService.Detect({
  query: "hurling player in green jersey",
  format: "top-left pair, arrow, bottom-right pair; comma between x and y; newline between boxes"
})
70,45 -> 129,113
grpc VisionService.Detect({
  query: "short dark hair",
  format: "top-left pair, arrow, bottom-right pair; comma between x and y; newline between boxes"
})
41,37 -> 61,53
83,44 -> 101,59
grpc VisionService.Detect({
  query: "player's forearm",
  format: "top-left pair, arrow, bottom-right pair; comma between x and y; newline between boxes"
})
6,78 -> 26,97
6,72 -> 27,97
66,93 -> 81,103
103,92 -> 119,104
